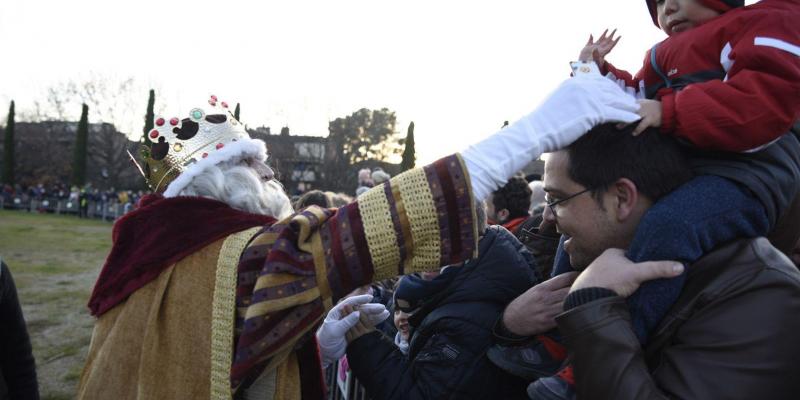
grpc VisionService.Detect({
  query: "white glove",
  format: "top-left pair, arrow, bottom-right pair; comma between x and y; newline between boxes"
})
461,72 -> 641,201
316,294 -> 390,367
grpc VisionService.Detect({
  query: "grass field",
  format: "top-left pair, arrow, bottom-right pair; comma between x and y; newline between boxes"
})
0,210 -> 112,399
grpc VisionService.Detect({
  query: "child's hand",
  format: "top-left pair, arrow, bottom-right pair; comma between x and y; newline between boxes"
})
632,99 -> 662,136
346,311 -> 376,343
578,29 -> 621,68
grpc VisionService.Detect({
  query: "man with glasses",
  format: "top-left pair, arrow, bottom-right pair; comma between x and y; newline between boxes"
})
498,122 -> 800,399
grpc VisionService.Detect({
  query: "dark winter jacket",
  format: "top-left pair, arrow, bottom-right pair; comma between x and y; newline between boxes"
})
346,226 -> 537,400
0,261 -> 39,400
561,238 -> 800,399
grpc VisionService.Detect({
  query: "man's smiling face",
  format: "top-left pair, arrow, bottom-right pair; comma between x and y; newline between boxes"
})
543,151 -> 628,269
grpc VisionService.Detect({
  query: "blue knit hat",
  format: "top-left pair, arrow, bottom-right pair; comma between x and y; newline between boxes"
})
394,270 -> 459,313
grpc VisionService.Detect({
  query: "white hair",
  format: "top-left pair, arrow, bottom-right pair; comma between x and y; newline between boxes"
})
177,159 -> 293,220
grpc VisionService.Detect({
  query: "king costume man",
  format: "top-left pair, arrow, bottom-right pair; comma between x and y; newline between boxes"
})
77,74 -> 640,399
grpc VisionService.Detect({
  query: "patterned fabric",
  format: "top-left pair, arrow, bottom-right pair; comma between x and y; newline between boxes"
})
230,154 -> 478,391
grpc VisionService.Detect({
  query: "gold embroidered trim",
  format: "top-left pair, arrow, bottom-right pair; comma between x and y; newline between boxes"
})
209,227 -> 261,400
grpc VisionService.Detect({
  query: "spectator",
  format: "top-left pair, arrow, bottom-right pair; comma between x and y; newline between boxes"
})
371,168 -> 391,185
294,189 -> 330,210
326,191 -> 353,207
502,123 -> 800,399
528,180 -> 545,215
487,175 -> 532,233
0,259 -> 40,400
339,207 -> 537,399
356,168 -> 374,196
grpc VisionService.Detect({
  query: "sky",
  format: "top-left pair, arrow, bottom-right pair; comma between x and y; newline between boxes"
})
0,0 -> 675,165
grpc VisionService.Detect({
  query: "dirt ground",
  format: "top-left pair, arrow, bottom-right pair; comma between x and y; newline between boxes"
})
0,210 -> 111,400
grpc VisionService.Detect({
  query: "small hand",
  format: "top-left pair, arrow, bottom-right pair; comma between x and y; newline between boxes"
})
345,311 -> 376,343
632,99 -> 663,136
570,248 -> 684,297
502,272 -> 578,336
316,294 -> 386,367
578,29 -> 621,68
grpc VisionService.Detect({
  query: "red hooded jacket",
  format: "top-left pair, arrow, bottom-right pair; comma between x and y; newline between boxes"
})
603,0 -> 800,152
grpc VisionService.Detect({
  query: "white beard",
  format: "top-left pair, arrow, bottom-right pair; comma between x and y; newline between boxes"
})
259,179 -> 293,220
177,161 -> 294,220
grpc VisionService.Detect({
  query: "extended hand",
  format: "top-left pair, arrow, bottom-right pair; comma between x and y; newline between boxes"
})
502,272 -> 578,336
570,248 -> 684,297
578,29 -> 621,68
346,312 -> 377,343
316,295 -> 389,367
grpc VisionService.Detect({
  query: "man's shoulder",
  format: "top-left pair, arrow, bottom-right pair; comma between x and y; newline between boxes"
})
685,237 -> 800,302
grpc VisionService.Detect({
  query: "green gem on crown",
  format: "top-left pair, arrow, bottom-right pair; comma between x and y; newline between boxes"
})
192,110 -> 203,119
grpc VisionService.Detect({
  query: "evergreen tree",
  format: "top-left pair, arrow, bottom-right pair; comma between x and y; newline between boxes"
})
234,103 -> 241,121
142,89 -> 155,146
72,104 -> 89,186
401,121 -> 416,172
1,101 -> 15,184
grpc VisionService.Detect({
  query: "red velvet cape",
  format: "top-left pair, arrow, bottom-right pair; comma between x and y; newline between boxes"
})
88,194 -> 275,317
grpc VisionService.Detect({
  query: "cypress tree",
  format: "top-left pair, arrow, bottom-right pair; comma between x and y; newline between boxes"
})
234,103 -> 241,121
72,104 -> 89,186
2,101 -> 15,185
142,89 -> 155,146
401,121 -> 416,172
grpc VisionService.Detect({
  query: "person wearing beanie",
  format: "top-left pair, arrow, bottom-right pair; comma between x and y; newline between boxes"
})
342,225 -> 540,399
528,1 -> 800,398
391,273 -> 459,355
371,168 -> 391,185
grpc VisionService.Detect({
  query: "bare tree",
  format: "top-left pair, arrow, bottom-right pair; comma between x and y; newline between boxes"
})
34,74 -> 165,137
88,124 -> 140,189
12,74 -> 163,188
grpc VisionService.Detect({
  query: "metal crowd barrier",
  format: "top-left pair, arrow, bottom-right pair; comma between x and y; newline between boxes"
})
0,197 -> 133,221
325,358 -> 371,400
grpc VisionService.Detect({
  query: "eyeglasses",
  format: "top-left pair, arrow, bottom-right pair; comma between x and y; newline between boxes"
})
545,187 -> 593,219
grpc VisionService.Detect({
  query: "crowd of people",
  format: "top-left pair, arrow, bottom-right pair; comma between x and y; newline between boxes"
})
0,181 -> 148,218
2,0 -> 799,399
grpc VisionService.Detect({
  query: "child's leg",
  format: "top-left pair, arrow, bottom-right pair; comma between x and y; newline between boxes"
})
626,175 -> 770,343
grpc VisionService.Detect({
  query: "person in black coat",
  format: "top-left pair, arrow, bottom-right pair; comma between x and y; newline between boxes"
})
0,259 -> 39,400
344,225 -> 538,399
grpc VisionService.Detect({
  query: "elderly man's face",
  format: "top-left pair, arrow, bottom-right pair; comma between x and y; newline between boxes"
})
247,159 -> 275,182
542,151 -> 629,269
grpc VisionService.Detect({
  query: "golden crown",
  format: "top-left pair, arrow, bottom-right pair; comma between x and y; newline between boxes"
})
131,95 -> 267,195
